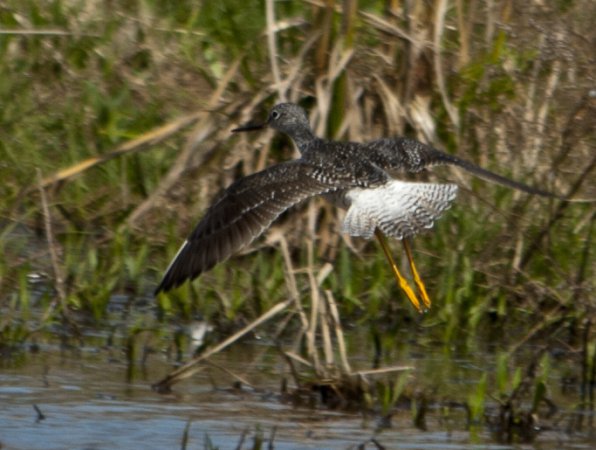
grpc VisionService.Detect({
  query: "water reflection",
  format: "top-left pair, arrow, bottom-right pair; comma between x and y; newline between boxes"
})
0,333 -> 591,449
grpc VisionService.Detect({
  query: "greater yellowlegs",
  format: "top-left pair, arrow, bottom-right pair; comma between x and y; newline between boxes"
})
155,103 -> 555,312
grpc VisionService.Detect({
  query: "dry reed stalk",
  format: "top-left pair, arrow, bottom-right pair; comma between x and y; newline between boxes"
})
455,0 -> 471,67
570,211 -> 594,308
341,0 -> 358,46
314,79 -> 331,137
305,239 -> 323,375
483,0 -> 496,45
36,169 -> 70,324
433,0 -> 460,130
336,80 -> 364,140
319,296 -> 335,369
265,0 -> 284,101
522,34 -> 545,169
327,42 -> 354,82
580,318 -> 595,430
374,75 -> 405,136
239,310 -> 296,375
408,94 -> 436,143
38,111 -> 203,190
306,239 -> 334,372
126,57 -> 243,228
152,298 -> 292,392
203,359 -> 254,389
529,60 -> 562,166
358,10 -> 421,44
312,39 -> 354,139
278,32 -> 321,103
231,90 -> 276,174
0,29 -> 97,36
283,237 -> 358,379
520,154 -> 596,269
283,351 -> 313,368
279,350 -> 306,390
324,290 -> 352,374
277,234 -> 309,331
316,263 -> 339,373
351,366 -> 413,377
275,232 -> 358,381
313,0 -> 334,75
305,0 -> 423,46
506,305 -> 565,357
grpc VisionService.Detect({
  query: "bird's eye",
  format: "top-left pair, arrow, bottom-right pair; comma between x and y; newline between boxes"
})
271,111 -> 280,120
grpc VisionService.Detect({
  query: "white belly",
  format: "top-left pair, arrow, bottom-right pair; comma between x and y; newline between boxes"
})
341,180 -> 458,240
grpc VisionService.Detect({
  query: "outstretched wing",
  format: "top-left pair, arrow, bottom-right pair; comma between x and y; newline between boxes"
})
342,180 -> 458,240
365,138 -> 558,198
155,160 -> 337,294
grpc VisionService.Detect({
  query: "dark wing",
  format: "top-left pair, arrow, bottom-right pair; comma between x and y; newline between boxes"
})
365,137 -> 558,198
155,160 -> 337,294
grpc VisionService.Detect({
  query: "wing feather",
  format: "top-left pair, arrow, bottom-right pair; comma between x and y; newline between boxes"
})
155,161 -> 337,294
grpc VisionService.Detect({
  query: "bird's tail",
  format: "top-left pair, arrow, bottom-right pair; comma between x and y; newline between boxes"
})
436,152 -> 560,198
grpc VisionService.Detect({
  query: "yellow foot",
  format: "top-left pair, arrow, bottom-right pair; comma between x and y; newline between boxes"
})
402,239 -> 432,310
374,229 -> 424,313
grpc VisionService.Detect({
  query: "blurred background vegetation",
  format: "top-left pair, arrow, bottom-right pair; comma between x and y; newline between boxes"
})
0,0 -> 594,359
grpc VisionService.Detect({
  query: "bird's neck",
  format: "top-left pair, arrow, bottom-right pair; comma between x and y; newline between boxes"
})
289,128 -> 317,154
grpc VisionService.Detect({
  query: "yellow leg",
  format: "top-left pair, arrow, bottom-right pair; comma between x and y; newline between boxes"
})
402,239 -> 431,310
374,229 -> 423,313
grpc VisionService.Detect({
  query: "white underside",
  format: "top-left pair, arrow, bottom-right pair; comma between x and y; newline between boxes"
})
342,180 -> 458,240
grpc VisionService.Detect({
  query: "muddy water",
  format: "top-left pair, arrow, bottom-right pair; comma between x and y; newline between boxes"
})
0,327 -> 593,449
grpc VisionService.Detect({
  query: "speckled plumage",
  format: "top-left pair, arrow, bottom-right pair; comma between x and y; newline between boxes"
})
155,103 -> 553,295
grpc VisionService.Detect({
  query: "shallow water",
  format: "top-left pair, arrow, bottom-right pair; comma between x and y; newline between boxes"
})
1,333 -> 593,450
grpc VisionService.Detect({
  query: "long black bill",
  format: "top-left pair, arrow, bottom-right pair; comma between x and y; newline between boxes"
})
231,123 -> 266,133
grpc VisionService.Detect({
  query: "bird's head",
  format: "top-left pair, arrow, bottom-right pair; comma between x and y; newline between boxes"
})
232,103 -> 311,136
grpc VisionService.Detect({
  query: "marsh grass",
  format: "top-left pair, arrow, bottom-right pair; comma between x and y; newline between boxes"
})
1,0 -> 594,440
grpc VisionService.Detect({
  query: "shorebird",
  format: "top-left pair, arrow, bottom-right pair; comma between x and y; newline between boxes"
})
155,103 -> 555,312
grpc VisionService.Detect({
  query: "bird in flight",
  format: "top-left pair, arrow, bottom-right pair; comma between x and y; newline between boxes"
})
155,103 -> 556,312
